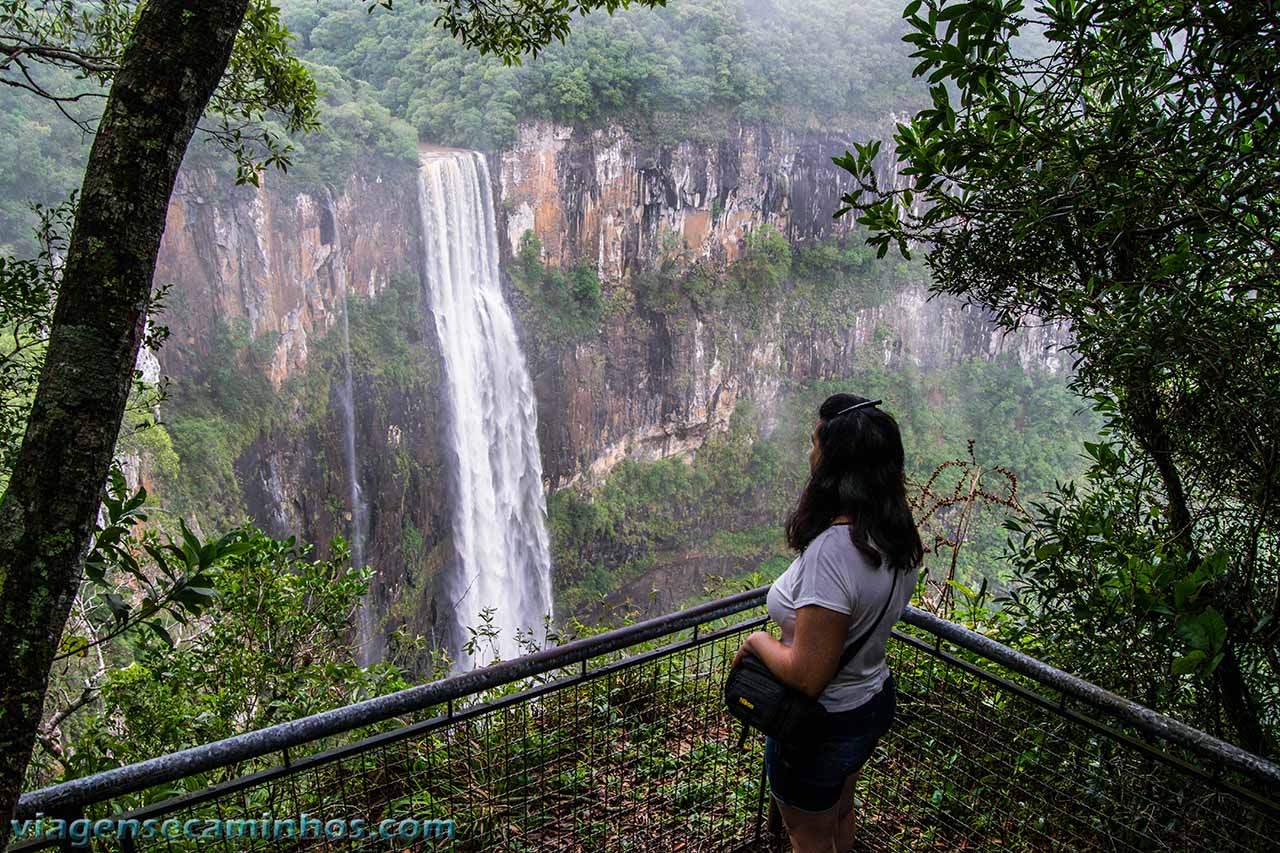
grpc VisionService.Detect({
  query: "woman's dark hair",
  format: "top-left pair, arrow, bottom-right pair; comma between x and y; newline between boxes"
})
785,393 -> 923,572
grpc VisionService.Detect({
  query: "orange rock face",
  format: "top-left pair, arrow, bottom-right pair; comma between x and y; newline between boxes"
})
495,122 -> 859,280
153,165 -> 422,387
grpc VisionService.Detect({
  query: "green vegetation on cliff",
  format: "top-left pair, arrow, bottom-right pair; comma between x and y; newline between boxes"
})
509,232 -> 605,353
551,355 -> 1099,615
630,224 -> 916,328
162,272 -> 434,532
0,62 -> 416,251
180,61 -> 419,194
0,81 -> 93,256
164,319 -> 279,528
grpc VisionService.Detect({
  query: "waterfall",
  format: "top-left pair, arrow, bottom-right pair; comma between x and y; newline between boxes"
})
324,189 -> 379,666
417,149 -> 553,669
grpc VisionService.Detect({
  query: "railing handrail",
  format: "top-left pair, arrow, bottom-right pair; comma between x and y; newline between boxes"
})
17,586 -> 1280,817
15,587 -> 766,816
899,607 -> 1280,788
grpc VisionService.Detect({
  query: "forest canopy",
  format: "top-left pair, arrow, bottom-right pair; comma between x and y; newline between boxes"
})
838,0 -> 1280,756
280,0 -> 922,147
1,0 -> 922,251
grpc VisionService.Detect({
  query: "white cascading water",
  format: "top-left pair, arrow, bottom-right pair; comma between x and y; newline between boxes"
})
324,189 -> 379,666
417,149 -> 554,670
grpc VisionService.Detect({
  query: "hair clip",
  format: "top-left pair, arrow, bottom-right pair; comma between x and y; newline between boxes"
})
834,399 -> 883,417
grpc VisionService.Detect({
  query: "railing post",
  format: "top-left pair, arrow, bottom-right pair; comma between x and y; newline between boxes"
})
752,743 -> 768,847
57,806 -> 84,853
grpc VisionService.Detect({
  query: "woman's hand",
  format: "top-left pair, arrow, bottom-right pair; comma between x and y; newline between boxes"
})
732,631 -> 772,668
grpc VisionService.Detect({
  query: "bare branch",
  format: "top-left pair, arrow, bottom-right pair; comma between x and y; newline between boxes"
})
0,40 -> 119,75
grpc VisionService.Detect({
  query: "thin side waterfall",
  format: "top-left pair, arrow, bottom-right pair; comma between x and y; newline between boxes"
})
324,189 -> 379,666
417,149 -> 553,669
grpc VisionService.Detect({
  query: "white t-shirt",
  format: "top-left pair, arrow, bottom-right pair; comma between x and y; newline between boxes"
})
765,525 -> 913,712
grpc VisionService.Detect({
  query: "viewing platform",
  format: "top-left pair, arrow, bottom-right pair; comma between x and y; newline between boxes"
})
12,588 -> 1280,851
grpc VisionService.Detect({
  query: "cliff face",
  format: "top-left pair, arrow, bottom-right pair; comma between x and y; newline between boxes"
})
495,122 -> 861,279
492,122 -> 1069,487
150,119 -> 1067,519
526,289 -> 1069,489
155,166 -> 421,387
236,353 -> 453,652
145,122 -> 1069,652
153,165 -> 455,652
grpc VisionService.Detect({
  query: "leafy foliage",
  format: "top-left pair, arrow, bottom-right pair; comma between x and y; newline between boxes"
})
0,81 -> 92,255
0,4 -> 425,248
78,470 -> 232,648
837,0 -> 1280,752
0,195 -> 170,490
0,199 -> 63,478
373,0 -> 668,65
509,232 -> 604,352
1000,436 -> 1228,716
29,472 -> 266,784
57,526 -> 412,783
186,60 -> 419,191
283,0 -> 924,147
0,0 -> 320,186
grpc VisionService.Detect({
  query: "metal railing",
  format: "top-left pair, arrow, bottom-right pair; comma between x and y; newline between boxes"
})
10,588 -> 1280,851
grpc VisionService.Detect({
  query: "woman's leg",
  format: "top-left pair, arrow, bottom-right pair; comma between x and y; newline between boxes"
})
834,772 -> 860,852
776,770 -> 861,852
775,796 -> 840,853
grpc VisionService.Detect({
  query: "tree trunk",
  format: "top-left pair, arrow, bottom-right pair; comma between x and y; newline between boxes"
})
0,0 -> 251,822
1126,378 -> 1272,757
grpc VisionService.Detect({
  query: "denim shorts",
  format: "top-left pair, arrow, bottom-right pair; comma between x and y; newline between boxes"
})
764,676 -> 896,813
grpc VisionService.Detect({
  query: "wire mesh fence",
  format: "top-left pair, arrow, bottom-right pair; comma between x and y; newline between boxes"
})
858,629 -> 1278,851
10,596 -> 1279,852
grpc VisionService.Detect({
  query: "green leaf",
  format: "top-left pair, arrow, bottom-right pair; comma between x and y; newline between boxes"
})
1171,650 -> 1205,676
1034,542 -> 1061,561
146,621 -> 175,647
173,586 -> 220,609
59,635 -> 90,659
1176,607 -> 1227,654
178,517 -> 202,568
102,592 -> 131,626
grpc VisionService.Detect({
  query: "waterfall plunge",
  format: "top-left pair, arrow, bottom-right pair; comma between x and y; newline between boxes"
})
417,149 -> 553,669
324,189 -> 379,666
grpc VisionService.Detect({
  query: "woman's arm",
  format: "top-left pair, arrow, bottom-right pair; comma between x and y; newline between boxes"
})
733,605 -> 852,699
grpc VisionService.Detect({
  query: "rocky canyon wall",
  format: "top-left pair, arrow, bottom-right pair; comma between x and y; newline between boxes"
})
152,162 -> 455,654
155,164 -> 422,387
145,121 -> 1069,651
526,290 -> 1070,490
495,121 -> 886,278
491,122 -> 1070,488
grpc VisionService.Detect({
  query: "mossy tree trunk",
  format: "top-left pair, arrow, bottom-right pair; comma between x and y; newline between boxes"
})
0,0 -> 252,822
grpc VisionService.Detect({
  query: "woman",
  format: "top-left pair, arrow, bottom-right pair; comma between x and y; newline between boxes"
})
733,393 -> 921,853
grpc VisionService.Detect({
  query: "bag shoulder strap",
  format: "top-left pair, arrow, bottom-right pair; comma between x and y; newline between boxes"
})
835,568 -> 900,673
